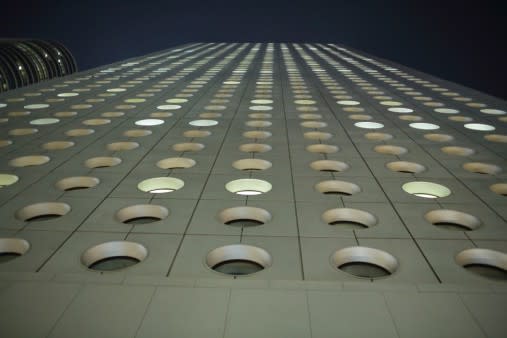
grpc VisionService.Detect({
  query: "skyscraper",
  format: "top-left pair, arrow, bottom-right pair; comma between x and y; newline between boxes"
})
0,43 -> 505,337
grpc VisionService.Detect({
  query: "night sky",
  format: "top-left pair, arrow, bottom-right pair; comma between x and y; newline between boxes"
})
1,0 -> 505,99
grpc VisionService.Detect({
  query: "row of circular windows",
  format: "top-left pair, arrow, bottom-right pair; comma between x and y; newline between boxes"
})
281,60 -> 505,201
1,237 -> 505,280
318,45 -> 493,109
297,48 -> 505,138
2,112 -> 499,134
295,53 -> 504,134
3,147 -> 505,197
7,198 -> 502,234
333,45 -> 496,111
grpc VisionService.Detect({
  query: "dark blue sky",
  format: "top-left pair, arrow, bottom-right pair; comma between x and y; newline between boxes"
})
1,0 -> 505,99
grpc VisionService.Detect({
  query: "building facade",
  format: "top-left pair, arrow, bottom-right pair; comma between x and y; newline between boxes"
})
0,43 -> 505,337
0,39 -> 77,92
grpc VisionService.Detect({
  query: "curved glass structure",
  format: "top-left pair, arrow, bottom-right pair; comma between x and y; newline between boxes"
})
0,39 -> 77,92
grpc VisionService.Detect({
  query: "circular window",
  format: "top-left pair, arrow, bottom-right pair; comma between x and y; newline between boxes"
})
425,209 -> 481,231
314,180 -> 361,196
157,104 -> 181,110
306,144 -> 339,154
295,99 -> 316,105
0,174 -> 19,188
239,143 -> 272,153
150,112 -> 172,118
42,141 -> 75,150
249,105 -> 272,111
449,116 -> 473,122
332,246 -> 398,279
463,162 -> 501,175
134,119 -> 164,126
57,92 -> 79,97
81,241 -> 148,271
464,123 -> 495,131
441,146 -> 475,156
165,98 -> 188,104
303,131 -> 333,140
481,108 -> 506,115
399,115 -> 423,122
310,160 -> 349,173
245,120 -> 272,128
107,142 -> 139,151
232,159 -> 272,171
71,104 -> 93,109
490,183 -> 507,196
137,177 -> 184,194
337,100 -> 360,106
9,128 -> 38,136
53,111 -> 77,117
124,130 -> 152,137
388,107 -> 413,113
342,107 -> 364,113
299,113 -> 322,120
251,99 -> 273,104
354,122 -> 384,129
56,176 -> 100,191
9,111 -> 30,117
115,204 -> 169,224
435,108 -> 459,114
199,113 -> 221,118
424,133 -> 454,142
24,103 -> 49,109
15,202 -> 71,222
300,121 -> 327,128
102,112 -> 124,118
402,181 -> 451,198
225,178 -> 272,195
386,161 -> 426,174
364,132 -> 393,141
82,119 -> 110,126
349,114 -> 372,121
249,113 -> 272,119
189,119 -> 218,127
65,129 -> 95,137
374,145 -> 408,156
0,238 -> 30,263
409,122 -> 440,130
9,155 -> 50,167
322,208 -> 376,229
156,157 -> 196,169
243,131 -> 272,139
218,206 -> 271,227
30,118 -> 59,125
380,101 -> 402,106
206,244 -> 272,276
172,142 -> 204,152
0,140 -> 12,148
85,157 -> 122,169
107,88 -> 126,92
484,134 -> 507,143
205,105 -> 227,111
455,248 -> 507,280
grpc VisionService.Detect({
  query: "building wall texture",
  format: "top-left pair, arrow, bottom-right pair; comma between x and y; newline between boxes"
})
0,43 -> 506,337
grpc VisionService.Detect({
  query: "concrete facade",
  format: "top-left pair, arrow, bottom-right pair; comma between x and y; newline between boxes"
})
0,42 -> 506,337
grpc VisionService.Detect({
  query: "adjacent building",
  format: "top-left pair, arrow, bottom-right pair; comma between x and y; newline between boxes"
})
0,39 -> 77,92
